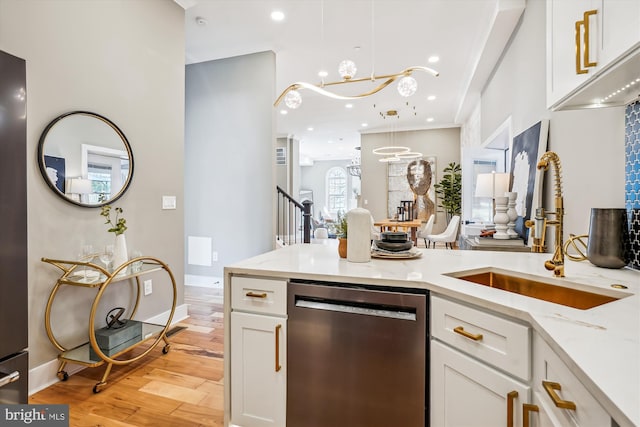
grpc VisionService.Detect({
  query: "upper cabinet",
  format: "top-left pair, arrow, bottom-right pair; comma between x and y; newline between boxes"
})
547,0 -> 640,110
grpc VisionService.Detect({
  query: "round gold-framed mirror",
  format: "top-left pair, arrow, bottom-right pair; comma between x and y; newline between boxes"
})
37,111 -> 134,207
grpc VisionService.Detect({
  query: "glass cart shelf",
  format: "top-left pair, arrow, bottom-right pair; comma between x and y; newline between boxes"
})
41,256 -> 177,393
61,322 -> 165,366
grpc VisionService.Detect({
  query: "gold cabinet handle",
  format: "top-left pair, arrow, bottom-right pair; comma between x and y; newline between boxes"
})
542,381 -> 577,410
507,391 -> 518,427
454,326 -> 483,341
523,403 -> 539,427
275,324 -> 282,372
246,291 -> 267,298
575,20 -> 588,74
575,9 -> 598,75
583,10 -> 598,68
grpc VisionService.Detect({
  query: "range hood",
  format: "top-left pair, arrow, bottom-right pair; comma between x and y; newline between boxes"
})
550,44 -> 640,111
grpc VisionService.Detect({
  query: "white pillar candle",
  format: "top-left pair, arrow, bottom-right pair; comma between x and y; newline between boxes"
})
347,208 -> 372,263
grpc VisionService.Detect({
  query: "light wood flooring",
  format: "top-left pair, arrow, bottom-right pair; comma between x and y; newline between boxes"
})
30,285 -> 225,427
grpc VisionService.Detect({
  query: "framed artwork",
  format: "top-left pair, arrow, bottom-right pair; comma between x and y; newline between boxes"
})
388,157 -> 436,221
509,120 -> 549,244
44,155 -> 66,194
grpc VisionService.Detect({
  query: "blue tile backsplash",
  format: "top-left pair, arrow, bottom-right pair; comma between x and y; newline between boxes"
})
625,99 -> 640,270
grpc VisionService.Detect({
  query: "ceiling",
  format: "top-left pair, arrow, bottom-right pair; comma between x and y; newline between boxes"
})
177,0 -> 524,163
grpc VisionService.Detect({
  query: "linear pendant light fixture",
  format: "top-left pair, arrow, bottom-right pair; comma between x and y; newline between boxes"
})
274,64 -> 439,109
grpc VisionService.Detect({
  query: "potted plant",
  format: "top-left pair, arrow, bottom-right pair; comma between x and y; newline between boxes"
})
434,162 -> 462,222
335,211 -> 348,258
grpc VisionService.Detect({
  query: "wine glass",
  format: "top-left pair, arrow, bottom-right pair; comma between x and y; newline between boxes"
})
79,244 -> 94,281
99,244 -> 114,272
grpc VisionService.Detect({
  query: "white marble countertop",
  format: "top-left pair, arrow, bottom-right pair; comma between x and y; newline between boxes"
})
225,242 -> 640,427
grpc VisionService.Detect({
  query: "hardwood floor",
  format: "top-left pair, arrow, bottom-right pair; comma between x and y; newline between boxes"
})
30,285 -> 225,427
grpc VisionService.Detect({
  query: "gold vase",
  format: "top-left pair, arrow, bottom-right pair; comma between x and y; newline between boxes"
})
338,238 -> 347,258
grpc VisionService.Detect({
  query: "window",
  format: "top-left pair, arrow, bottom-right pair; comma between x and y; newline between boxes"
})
471,159 -> 498,223
326,167 -> 347,215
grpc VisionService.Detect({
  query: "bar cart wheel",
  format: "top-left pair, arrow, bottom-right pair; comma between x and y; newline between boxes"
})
162,344 -> 171,354
57,371 -> 68,381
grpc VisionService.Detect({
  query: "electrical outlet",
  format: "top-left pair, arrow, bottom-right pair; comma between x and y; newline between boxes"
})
144,279 -> 153,296
212,251 -> 218,262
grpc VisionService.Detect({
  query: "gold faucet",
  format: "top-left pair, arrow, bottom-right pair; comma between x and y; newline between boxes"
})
525,151 -> 565,277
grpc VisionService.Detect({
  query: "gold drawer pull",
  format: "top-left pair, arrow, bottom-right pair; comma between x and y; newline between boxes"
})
275,324 -> 282,372
246,291 -> 267,298
507,390 -> 518,427
454,326 -> 483,341
542,381 -> 577,410
523,403 -> 539,427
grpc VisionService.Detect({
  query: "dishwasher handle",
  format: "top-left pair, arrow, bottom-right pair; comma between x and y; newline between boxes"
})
295,298 -> 417,321
0,371 -> 20,389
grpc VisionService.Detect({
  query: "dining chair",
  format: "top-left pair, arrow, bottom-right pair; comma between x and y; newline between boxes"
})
416,214 -> 435,248
426,215 -> 461,249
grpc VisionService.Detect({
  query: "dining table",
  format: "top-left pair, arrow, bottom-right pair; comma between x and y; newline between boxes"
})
373,218 -> 423,245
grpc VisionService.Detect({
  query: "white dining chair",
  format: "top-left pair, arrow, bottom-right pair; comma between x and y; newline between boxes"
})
416,214 -> 435,248
426,215 -> 461,249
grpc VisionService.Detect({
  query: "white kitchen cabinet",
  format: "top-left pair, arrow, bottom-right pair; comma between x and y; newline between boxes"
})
528,332 -> 613,427
546,0 -> 640,109
431,340 -> 530,427
431,295 -> 531,427
230,277 -> 287,427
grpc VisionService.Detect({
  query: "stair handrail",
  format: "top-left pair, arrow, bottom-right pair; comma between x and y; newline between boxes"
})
276,186 -> 312,245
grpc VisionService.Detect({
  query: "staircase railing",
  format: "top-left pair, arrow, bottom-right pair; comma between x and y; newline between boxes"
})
276,186 -> 312,245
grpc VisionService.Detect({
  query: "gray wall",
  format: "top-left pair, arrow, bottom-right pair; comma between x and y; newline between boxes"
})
478,0 -> 626,239
361,128 -> 461,234
0,0 -> 185,368
185,52 -> 275,278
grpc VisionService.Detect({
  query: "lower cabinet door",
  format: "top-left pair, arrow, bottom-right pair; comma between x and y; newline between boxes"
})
431,340 -> 530,427
230,311 -> 286,427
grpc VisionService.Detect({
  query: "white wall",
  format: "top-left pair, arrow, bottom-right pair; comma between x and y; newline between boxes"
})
476,0 -> 625,240
361,128 -> 461,234
0,0 -> 185,369
185,52 -> 275,279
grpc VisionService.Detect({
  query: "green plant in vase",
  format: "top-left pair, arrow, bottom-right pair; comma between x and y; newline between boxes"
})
434,162 -> 462,222
99,205 -> 128,273
335,210 -> 348,258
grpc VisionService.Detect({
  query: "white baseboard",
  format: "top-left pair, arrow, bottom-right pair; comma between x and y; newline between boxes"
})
28,303 -> 189,396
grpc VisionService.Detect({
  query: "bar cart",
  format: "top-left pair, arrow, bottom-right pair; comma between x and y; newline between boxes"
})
41,256 -> 177,393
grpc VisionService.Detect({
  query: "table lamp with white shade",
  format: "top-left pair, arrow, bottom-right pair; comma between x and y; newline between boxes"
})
474,172 -> 510,224
67,178 -> 93,203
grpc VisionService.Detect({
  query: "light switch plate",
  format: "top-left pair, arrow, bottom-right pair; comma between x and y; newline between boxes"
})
162,196 -> 177,210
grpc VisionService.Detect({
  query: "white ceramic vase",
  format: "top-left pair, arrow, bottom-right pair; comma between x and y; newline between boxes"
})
505,191 -> 519,238
493,197 -> 510,240
113,233 -> 128,274
347,208 -> 372,263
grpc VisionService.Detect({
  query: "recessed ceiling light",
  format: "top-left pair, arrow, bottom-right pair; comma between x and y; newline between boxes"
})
271,10 -> 285,21
280,110 -> 288,115
345,103 -> 353,109
328,140 -> 335,144
307,127 -> 314,131
195,16 -> 208,26
428,56 -> 440,63
427,95 -> 436,101
318,70 -> 328,78
426,117 -> 434,122
361,123 -> 368,127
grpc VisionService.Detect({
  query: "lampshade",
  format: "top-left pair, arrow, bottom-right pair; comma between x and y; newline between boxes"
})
67,178 -> 93,195
475,173 -> 510,198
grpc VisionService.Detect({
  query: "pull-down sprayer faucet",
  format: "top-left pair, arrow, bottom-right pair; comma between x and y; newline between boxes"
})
525,151 -> 565,278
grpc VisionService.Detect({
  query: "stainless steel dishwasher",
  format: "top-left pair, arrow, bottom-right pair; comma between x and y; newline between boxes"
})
287,280 -> 428,427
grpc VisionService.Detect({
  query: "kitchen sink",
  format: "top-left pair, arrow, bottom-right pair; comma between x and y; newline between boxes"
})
447,267 -> 630,310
